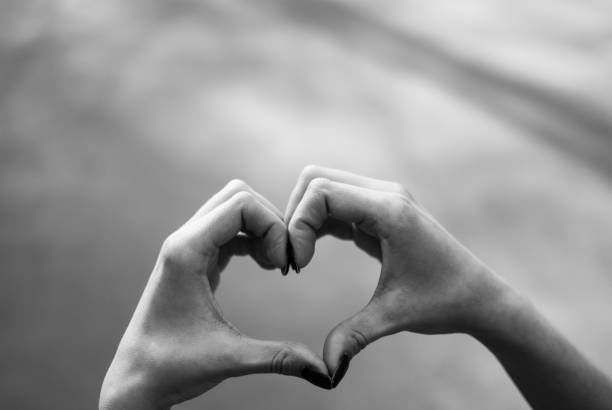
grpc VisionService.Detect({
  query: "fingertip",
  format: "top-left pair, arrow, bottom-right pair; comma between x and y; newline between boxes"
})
245,338 -> 329,382
323,305 -> 390,387
288,342 -> 329,378
323,328 -> 349,376
322,345 -> 350,389
282,343 -> 332,390
286,238 -> 297,273
322,320 -> 366,384
331,353 -> 350,388
287,230 -> 315,271
301,366 -> 332,390
287,239 -> 304,274
263,223 -> 289,270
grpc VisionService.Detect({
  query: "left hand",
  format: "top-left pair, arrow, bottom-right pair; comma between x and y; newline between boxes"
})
100,180 -> 331,410
284,166 -> 512,388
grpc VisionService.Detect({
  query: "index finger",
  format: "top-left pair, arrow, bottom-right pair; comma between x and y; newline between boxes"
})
288,178 -> 396,269
284,165 -> 406,223
191,179 -> 283,223
186,191 -> 289,269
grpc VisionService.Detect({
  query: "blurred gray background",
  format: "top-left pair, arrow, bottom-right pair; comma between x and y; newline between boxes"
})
2,0 -> 612,409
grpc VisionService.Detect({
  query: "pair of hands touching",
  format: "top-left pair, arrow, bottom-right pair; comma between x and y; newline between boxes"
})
100,166 -> 612,410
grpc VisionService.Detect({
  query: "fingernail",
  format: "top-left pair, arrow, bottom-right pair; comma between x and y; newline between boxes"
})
332,354 -> 350,388
301,366 -> 332,390
287,240 -> 299,273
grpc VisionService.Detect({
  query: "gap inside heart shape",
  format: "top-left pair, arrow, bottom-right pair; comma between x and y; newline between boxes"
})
215,236 -> 380,350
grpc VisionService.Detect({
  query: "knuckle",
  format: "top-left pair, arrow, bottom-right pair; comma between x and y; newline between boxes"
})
267,225 -> 286,248
161,232 -> 181,257
401,187 -> 416,201
230,190 -> 256,207
383,194 -> 416,226
307,177 -> 330,195
225,178 -> 250,193
390,182 -> 414,201
342,326 -> 368,356
390,182 -> 405,194
350,328 -> 368,350
160,233 -> 189,269
270,343 -> 294,375
300,164 -> 323,183
160,230 -> 208,271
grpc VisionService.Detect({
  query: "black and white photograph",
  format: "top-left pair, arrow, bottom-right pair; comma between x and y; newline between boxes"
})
1,1 -> 612,409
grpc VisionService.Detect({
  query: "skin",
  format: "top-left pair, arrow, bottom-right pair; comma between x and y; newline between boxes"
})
99,180 -> 331,410
285,165 -> 612,408
101,167 -> 612,409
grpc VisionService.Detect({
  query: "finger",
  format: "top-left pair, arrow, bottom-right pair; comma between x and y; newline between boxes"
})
285,165 -> 406,222
209,233 -> 281,292
223,233 -> 278,270
236,337 -> 332,390
189,191 -> 288,269
317,218 -> 381,261
190,179 -> 283,222
323,300 -> 395,388
288,178 -> 394,269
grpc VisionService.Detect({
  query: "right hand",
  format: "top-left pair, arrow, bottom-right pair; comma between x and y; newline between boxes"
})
285,166 -> 514,387
100,179 -> 331,410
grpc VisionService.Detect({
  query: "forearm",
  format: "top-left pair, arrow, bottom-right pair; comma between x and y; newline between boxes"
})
471,284 -> 612,410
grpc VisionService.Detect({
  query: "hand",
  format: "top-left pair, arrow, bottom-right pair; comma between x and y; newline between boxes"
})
100,180 -> 331,410
285,166 -> 513,387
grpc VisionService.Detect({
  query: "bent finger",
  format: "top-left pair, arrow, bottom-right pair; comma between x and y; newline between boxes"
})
317,218 -> 382,261
288,178 -> 393,269
188,191 -> 288,269
285,165 -> 407,222
222,233 -> 278,270
191,179 -> 283,223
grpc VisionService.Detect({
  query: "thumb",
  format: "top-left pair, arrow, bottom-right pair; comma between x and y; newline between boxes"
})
323,301 -> 392,388
238,337 -> 332,390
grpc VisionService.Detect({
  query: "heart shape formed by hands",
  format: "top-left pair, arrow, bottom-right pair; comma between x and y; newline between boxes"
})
102,165 -> 612,410
101,165 -> 506,409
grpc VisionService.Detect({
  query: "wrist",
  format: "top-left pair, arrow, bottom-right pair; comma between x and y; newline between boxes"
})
100,352 -> 169,410
465,275 -> 534,345
100,381 -> 163,410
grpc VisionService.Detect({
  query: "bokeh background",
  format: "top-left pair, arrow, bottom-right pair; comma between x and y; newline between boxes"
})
2,0 -> 612,409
